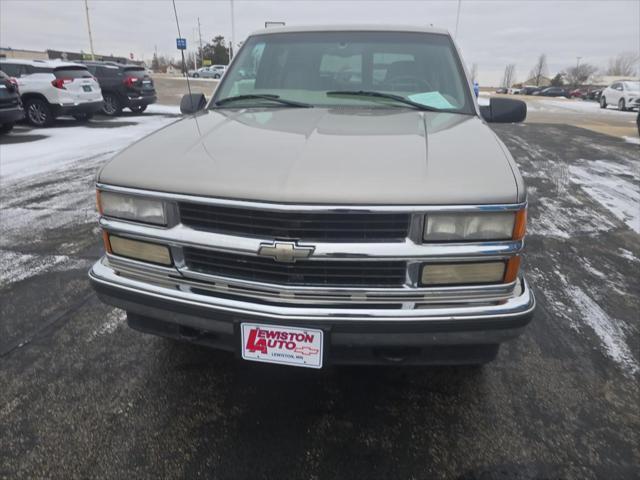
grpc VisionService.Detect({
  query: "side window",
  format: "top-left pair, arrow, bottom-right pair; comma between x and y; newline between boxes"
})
0,63 -> 19,77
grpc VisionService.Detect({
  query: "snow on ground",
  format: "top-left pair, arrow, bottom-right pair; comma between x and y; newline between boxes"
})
0,107 -> 179,285
0,109 -> 179,184
623,136 -> 640,145
569,159 -> 640,234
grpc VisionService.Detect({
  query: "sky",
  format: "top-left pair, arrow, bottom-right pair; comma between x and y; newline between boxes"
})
1,0 -> 638,85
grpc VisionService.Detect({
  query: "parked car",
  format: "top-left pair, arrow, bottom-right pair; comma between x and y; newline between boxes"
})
507,87 -> 522,94
81,61 -> 156,115
190,65 -> 226,79
534,87 -> 569,97
90,25 -> 534,368
495,87 -> 508,94
600,80 -> 640,111
569,88 -> 587,98
0,70 -> 25,133
0,59 -> 103,127
520,86 -> 542,95
585,88 -> 603,101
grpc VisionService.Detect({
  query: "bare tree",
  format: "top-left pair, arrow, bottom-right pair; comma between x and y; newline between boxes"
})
469,63 -> 478,83
529,54 -> 548,86
565,63 -> 598,87
502,64 -> 516,88
606,52 -> 639,76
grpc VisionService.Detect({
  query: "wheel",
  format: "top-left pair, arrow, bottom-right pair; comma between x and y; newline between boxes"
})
618,98 -> 627,111
214,74 -> 221,79
600,96 -> 607,109
0,123 -> 14,133
129,105 -> 147,114
24,98 -> 54,127
193,73 -> 199,78
73,113 -> 93,122
101,93 -> 122,116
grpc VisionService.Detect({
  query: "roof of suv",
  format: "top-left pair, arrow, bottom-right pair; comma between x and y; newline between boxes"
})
81,61 -> 144,69
249,24 -> 450,37
0,58 -> 88,69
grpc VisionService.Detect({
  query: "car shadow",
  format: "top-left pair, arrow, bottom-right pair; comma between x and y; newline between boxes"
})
0,133 -> 49,144
50,118 -> 140,129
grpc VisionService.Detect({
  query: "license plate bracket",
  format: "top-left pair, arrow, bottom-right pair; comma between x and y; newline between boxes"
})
240,323 -> 324,369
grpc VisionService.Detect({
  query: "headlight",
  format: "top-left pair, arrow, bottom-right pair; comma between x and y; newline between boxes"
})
98,191 -> 166,225
423,211 -> 525,242
107,235 -> 172,265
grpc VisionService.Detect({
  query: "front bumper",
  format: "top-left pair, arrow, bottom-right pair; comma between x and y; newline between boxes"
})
89,257 -> 535,364
0,106 -> 25,124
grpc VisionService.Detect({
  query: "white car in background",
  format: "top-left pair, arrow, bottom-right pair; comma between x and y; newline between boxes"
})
0,59 -> 103,127
600,80 -> 640,111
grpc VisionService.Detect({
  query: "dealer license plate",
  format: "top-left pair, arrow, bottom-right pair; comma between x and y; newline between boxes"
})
241,323 -> 323,369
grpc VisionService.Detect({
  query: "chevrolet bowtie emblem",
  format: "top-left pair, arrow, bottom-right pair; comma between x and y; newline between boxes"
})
257,241 -> 315,263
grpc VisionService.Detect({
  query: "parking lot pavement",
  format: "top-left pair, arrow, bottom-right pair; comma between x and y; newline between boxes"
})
1,116 -> 638,479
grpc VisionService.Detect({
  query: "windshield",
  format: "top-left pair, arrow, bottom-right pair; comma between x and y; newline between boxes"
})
214,31 -> 474,113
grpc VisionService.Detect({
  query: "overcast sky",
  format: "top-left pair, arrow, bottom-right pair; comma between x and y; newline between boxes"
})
1,0 -> 638,85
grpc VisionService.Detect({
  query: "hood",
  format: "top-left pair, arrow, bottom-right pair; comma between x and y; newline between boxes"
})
99,108 -> 520,205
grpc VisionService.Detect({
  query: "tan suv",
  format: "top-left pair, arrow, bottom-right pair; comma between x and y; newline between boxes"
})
90,26 -> 535,368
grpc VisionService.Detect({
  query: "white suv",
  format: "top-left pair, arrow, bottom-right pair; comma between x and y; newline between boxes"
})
0,59 -> 103,127
600,80 -> 640,111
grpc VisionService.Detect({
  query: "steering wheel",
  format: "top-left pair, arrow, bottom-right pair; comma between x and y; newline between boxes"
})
388,76 -> 432,92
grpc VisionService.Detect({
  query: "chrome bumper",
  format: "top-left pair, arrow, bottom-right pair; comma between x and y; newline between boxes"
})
89,256 -> 535,345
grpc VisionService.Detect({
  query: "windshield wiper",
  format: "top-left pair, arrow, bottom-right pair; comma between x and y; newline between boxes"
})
326,90 -> 439,112
213,94 -> 313,108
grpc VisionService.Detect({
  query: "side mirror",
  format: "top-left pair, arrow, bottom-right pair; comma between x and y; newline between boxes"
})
180,93 -> 207,114
480,97 -> 527,123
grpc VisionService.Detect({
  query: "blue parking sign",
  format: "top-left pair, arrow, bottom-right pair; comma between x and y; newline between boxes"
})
176,38 -> 187,50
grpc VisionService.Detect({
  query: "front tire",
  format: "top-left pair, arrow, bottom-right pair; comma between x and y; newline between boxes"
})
129,105 -> 147,114
0,123 -> 14,134
102,93 -> 122,116
24,98 -> 54,127
600,96 -> 607,109
618,98 -> 627,111
192,73 -> 199,78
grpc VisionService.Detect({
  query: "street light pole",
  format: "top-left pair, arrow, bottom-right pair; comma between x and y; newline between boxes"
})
198,17 -> 204,69
229,0 -> 236,60
576,56 -> 582,68
83,0 -> 96,60
454,0 -> 462,39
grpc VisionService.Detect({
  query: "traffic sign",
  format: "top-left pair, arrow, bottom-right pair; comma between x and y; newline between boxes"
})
176,38 -> 187,50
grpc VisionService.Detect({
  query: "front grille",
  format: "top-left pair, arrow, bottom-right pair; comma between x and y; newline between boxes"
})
183,248 -> 407,287
178,203 -> 410,242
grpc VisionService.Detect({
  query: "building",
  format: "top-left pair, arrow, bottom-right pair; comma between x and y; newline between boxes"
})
0,46 -> 144,66
0,47 -> 48,60
521,75 -> 552,87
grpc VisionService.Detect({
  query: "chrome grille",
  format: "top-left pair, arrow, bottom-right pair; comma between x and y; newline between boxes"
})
178,202 -> 410,242
183,248 -> 407,287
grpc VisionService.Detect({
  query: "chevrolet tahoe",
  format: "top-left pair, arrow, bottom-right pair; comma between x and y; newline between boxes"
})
89,26 -> 535,368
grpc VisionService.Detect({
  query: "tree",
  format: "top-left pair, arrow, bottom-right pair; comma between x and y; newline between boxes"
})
606,52 -> 639,76
151,53 -> 159,71
199,35 -> 230,66
550,73 -> 564,86
529,54 -> 548,86
565,63 -> 598,87
502,64 -> 516,88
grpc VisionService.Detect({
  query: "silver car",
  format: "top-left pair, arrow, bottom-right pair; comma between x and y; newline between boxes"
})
90,25 -> 534,368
